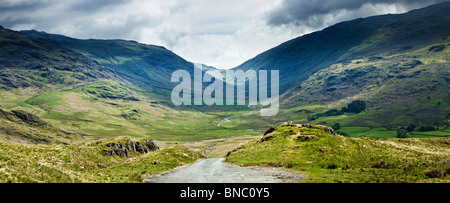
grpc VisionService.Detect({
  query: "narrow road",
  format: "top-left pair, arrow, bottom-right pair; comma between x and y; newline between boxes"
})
145,158 -> 304,183
217,106 -> 269,129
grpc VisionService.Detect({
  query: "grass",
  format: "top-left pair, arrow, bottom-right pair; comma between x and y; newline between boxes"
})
0,78 -> 259,143
0,138 -> 203,183
338,127 -> 396,139
225,123 -> 450,183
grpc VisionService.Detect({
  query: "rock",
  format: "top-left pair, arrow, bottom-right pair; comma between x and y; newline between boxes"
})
263,127 -> 276,136
104,139 -> 159,158
11,110 -> 49,126
298,124 -> 336,135
105,142 -> 131,158
429,45 -> 446,52
12,110 -> 40,123
40,67 -> 55,77
144,139 -> 159,151
295,134 -> 319,141
135,141 -> 148,154
97,163 -> 107,169
284,163 -> 293,168
257,134 -> 275,144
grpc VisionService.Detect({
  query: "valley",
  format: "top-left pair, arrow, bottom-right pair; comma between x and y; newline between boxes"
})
0,2 -> 449,183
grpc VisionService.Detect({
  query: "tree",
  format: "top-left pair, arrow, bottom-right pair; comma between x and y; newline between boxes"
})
347,100 -> 366,114
337,131 -> 349,137
406,124 -> 416,132
397,129 -> 408,138
332,123 -> 341,131
417,125 -> 436,132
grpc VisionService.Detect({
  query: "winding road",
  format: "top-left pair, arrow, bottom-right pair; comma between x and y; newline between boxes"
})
217,106 -> 269,129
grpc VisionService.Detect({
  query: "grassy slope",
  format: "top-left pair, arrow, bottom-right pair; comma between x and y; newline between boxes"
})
0,86 -> 257,142
226,123 -> 450,183
0,137 -> 203,183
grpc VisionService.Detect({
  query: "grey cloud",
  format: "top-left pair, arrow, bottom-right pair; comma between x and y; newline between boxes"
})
267,0 -> 448,26
68,0 -> 129,12
0,0 -> 129,28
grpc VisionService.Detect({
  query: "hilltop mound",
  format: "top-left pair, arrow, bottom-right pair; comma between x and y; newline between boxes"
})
226,123 -> 450,183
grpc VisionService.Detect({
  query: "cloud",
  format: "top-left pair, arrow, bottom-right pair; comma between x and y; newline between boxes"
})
266,0 -> 447,28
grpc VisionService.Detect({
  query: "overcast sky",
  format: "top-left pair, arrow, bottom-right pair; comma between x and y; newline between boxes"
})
0,0 -> 446,69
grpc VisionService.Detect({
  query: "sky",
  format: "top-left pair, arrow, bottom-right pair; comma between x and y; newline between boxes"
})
0,0 -> 446,69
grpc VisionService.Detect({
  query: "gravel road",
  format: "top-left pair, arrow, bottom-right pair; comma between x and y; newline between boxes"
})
145,158 -> 304,183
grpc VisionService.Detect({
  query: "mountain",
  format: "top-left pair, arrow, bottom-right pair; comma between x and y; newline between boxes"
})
233,1 -> 450,93
0,27 -> 119,91
21,30 -> 216,100
232,2 -> 450,127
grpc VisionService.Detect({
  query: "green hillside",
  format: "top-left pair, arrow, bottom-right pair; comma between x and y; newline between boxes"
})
21,30 -> 212,101
282,40 -> 450,126
226,123 -> 450,183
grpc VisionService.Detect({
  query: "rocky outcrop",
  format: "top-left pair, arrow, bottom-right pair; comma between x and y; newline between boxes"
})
103,139 -> 159,158
11,110 -> 49,126
0,108 -> 49,127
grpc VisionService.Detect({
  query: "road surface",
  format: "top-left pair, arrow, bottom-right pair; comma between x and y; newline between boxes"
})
145,158 -> 304,183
